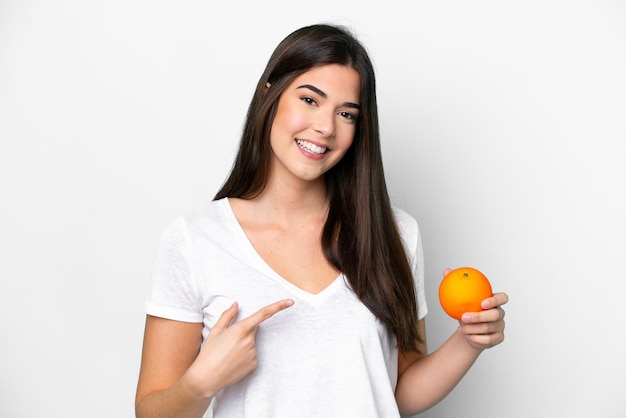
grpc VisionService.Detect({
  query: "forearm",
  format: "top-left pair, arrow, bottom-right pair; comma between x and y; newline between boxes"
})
135,373 -> 213,418
395,330 -> 482,415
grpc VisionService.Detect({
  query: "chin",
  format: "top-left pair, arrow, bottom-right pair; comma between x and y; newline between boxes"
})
294,168 -> 327,183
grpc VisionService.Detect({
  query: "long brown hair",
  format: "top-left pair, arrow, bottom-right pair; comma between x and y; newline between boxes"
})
215,24 -> 422,351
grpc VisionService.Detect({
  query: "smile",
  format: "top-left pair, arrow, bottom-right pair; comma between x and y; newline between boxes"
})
296,139 -> 327,155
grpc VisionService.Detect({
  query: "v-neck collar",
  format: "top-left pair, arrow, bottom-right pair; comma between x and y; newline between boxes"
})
219,197 -> 344,305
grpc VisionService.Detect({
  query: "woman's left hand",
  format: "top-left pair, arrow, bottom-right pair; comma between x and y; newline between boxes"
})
457,292 -> 508,351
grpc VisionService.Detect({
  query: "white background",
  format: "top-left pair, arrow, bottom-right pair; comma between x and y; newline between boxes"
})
1,1 -> 625,417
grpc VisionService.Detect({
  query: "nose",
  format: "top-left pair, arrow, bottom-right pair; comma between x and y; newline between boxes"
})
312,111 -> 335,138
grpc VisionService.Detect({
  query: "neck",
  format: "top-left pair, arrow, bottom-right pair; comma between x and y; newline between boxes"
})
251,176 -> 329,225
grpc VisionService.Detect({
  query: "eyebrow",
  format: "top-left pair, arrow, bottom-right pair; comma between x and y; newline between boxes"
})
296,84 -> 361,110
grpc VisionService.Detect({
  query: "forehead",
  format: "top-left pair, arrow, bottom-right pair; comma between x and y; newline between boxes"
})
288,64 -> 361,102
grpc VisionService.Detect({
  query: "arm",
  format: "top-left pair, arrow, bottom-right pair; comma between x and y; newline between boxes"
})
135,300 -> 294,418
135,316 -> 210,418
395,292 -> 508,415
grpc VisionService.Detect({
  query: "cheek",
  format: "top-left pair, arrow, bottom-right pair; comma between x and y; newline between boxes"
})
273,107 -> 308,134
336,127 -> 356,150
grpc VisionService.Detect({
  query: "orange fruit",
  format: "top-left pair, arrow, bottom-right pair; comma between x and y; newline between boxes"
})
438,267 -> 493,320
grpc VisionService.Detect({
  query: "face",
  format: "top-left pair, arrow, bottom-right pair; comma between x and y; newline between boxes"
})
268,64 -> 361,186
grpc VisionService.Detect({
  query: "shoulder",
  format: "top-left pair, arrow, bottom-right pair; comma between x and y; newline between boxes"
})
391,206 -> 419,241
160,198 -> 231,242
175,198 -> 229,227
390,205 -> 422,260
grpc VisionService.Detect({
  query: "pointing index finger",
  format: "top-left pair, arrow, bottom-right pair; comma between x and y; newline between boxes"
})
242,299 -> 294,329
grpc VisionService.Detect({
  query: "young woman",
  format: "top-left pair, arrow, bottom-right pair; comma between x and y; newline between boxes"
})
135,23 -> 508,418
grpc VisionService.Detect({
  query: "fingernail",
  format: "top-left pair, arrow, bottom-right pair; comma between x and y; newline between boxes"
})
462,313 -> 471,322
286,299 -> 294,307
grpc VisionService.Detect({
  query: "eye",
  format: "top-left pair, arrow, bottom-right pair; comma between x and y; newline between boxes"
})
300,96 -> 318,106
338,111 -> 358,122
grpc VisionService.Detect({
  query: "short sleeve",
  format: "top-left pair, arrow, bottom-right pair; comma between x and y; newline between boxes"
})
145,217 -> 203,323
393,207 -> 428,320
412,227 -> 428,320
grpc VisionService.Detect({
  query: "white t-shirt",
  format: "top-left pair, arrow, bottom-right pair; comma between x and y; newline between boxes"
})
146,198 -> 428,418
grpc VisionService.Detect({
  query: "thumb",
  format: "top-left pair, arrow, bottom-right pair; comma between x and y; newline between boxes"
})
212,302 -> 239,333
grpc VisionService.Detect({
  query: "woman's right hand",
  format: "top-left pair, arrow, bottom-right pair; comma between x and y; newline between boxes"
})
182,299 -> 294,399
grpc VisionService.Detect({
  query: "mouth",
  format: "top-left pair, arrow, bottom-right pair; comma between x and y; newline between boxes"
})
296,139 -> 328,155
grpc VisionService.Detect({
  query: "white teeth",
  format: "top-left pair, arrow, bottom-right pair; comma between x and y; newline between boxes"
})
296,139 -> 327,154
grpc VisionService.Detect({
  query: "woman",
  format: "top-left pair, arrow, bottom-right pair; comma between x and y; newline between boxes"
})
136,23 -> 508,418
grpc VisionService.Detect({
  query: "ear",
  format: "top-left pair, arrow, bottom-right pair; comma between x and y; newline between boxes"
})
263,82 -> 271,94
